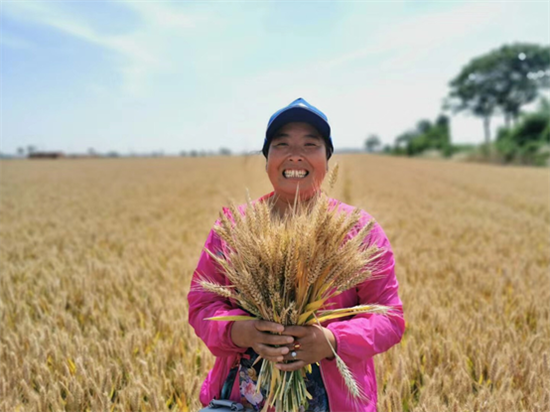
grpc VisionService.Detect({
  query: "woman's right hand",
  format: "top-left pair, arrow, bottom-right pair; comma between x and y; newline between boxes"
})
230,320 -> 294,362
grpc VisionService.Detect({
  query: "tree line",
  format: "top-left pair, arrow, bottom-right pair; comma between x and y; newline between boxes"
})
8,43 -> 549,166
365,43 -> 550,166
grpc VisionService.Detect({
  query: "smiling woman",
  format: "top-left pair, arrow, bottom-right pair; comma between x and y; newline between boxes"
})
188,98 -> 405,412
262,98 -> 333,217
266,122 -> 329,216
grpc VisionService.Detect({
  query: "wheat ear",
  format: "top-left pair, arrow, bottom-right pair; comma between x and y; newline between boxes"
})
327,163 -> 339,191
313,315 -> 367,402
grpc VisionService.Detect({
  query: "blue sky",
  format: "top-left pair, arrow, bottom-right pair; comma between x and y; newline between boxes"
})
1,1 -> 548,155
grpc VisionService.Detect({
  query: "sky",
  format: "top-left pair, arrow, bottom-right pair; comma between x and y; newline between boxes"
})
1,1 -> 548,155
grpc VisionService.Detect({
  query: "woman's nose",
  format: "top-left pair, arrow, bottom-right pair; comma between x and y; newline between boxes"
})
287,153 -> 303,161
287,146 -> 304,160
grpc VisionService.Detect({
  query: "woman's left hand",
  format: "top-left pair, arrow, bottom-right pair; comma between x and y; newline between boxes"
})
275,325 -> 337,372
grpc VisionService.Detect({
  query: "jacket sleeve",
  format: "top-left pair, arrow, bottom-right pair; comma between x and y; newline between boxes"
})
187,225 -> 249,357
325,220 -> 405,363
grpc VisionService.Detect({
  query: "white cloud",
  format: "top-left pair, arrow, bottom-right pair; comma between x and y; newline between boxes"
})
2,1 -> 547,154
325,2 -> 506,71
1,32 -> 34,50
207,2 -> 547,150
124,2 -> 196,30
2,2 -> 197,96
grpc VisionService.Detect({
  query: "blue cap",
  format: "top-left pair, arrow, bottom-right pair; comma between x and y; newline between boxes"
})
263,97 -> 333,159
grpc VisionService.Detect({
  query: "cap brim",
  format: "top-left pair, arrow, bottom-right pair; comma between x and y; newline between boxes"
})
266,108 -> 331,141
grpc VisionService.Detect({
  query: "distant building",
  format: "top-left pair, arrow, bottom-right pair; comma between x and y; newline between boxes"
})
29,151 -> 65,159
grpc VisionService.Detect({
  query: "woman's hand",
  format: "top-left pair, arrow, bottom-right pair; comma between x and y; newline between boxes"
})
276,325 -> 337,372
230,320 -> 294,362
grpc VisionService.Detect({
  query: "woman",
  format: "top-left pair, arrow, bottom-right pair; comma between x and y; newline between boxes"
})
188,98 -> 405,412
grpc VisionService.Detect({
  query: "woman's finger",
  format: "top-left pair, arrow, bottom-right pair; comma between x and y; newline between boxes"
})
255,343 -> 289,362
282,348 -> 302,362
280,340 -> 302,353
281,325 -> 308,338
255,320 -> 285,334
275,359 -> 307,372
262,333 -> 294,346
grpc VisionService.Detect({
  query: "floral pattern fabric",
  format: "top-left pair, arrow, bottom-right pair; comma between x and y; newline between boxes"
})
239,348 -> 329,412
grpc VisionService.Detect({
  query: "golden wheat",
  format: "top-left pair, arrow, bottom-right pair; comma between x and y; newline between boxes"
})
199,186 -> 388,410
0,155 -> 548,412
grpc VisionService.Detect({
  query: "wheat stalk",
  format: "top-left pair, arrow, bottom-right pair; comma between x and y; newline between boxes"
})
198,187 -> 392,411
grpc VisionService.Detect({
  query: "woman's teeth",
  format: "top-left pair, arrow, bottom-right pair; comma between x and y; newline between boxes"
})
283,170 -> 308,178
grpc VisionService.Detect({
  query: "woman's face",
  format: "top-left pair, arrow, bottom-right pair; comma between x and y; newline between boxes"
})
266,122 -> 328,202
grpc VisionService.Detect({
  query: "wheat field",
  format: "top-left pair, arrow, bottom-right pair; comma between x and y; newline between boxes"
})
0,155 -> 548,412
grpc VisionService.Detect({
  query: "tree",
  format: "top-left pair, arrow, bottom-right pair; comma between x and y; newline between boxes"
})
393,114 -> 452,157
431,114 -> 452,156
495,44 -> 550,126
394,131 -> 415,156
17,147 -> 25,157
364,134 -> 381,153
495,97 -> 550,165
416,120 -> 432,135
444,43 -> 550,147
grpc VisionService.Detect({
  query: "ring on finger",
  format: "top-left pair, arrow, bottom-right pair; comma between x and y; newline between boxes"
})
290,351 -> 297,358
294,343 -> 301,350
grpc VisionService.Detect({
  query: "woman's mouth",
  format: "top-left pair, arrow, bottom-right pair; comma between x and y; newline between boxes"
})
283,169 -> 309,179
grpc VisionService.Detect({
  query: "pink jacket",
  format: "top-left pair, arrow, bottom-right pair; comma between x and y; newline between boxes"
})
187,193 -> 405,412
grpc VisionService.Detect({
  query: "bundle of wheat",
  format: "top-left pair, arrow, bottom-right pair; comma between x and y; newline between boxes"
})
197,173 -> 393,411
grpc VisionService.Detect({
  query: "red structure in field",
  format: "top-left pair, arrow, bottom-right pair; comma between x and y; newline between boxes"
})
28,152 -> 65,159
